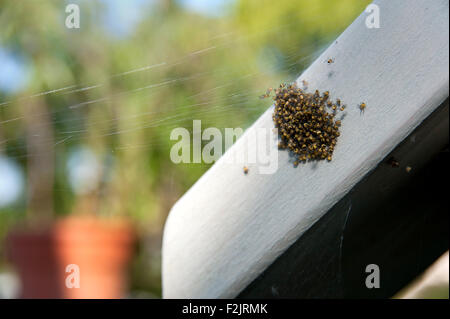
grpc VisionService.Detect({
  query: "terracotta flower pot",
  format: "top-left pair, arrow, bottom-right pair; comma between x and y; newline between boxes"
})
6,216 -> 135,299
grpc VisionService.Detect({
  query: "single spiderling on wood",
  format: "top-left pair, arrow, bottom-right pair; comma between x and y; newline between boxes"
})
359,102 -> 367,112
259,87 -> 273,99
271,82 -> 345,166
302,80 -> 308,88
387,156 -> 400,168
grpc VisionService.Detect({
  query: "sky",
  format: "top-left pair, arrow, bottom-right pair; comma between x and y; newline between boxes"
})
0,156 -> 24,208
177,0 -> 232,17
0,48 -> 31,95
99,0 -> 153,38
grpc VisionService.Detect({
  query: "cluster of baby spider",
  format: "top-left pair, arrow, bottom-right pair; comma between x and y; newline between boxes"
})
270,83 -> 347,165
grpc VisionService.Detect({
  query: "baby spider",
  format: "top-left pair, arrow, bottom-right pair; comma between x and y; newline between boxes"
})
259,87 -> 273,99
243,166 -> 249,174
359,102 -> 366,112
327,58 -> 334,64
387,156 -> 399,168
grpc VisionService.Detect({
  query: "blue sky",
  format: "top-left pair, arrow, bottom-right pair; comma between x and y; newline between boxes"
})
177,0 -> 233,17
0,156 -> 24,208
100,0 -> 233,37
0,48 -> 31,95
99,0 -> 152,38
